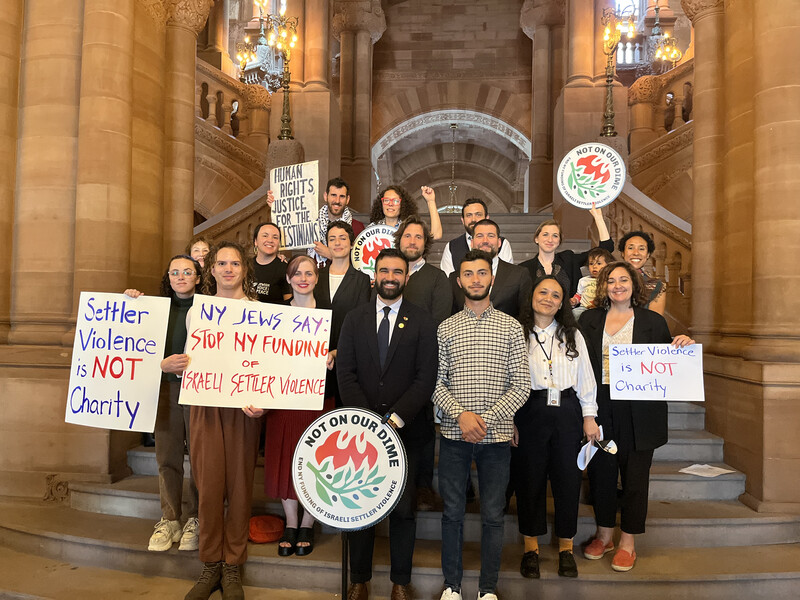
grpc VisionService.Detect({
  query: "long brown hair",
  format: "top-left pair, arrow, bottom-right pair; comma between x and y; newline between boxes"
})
202,241 -> 257,299
593,261 -> 649,308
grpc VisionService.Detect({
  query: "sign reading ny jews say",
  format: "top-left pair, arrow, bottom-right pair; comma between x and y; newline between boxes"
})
66,292 -> 170,432
609,343 -> 704,401
270,160 -> 320,250
179,295 -> 331,410
293,408 -> 408,530
556,143 -> 626,209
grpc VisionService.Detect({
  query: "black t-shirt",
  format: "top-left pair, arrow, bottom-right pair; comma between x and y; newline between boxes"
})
252,257 -> 291,303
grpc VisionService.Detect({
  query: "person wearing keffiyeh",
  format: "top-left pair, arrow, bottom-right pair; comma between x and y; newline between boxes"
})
307,177 -> 365,266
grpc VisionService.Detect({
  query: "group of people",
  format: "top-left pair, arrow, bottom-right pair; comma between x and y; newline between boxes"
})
127,176 -> 692,600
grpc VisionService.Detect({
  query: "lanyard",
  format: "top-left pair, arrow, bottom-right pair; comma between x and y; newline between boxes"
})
533,330 -> 555,383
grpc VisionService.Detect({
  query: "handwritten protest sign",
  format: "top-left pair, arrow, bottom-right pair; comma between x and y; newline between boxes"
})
66,292 -> 170,432
609,343 -> 704,401
179,295 -> 331,409
270,160 -> 320,250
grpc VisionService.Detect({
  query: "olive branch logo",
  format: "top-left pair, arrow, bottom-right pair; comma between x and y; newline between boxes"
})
567,161 -> 608,200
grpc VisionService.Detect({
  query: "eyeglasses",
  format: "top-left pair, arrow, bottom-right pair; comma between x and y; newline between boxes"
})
381,197 -> 401,205
168,269 -> 196,277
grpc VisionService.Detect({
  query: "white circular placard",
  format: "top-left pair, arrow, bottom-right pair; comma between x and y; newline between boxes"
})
556,143 -> 627,209
292,407 -> 408,531
351,225 -> 396,279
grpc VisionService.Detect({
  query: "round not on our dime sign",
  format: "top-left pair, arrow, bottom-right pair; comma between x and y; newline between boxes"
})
556,143 -> 627,209
351,225 -> 396,280
292,407 -> 408,530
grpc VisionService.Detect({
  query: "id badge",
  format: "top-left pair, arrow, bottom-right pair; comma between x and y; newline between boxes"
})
547,387 -> 561,407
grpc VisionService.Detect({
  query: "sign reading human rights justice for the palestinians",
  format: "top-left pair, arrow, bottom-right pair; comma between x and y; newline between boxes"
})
178,295 -> 331,410
609,343 -> 704,401
270,160 -> 320,250
66,292 -> 170,432
293,408 -> 408,530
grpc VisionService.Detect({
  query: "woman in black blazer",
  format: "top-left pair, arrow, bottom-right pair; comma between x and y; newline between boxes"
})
578,261 -> 693,572
313,220 -> 371,405
520,204 -> 614,299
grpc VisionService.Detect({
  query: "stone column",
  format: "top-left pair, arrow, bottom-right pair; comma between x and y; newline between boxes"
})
627,75 -> 664,151
242,82 -> 272,153
682,0 -> 724,346
198,0 -> 233,74
750,0 -> 800,354
0,0 -> 23,343
566,0 -> 594,85
164,0 -> 214,259
304,0 -> 330,89
333,0 -> 385,212
72,0 -> 136,307
521,0 -> 565,210
9,0 -> 84,345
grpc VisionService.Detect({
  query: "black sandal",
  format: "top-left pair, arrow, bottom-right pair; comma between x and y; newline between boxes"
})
278,527 -> 297,556
295,526 -> 314,557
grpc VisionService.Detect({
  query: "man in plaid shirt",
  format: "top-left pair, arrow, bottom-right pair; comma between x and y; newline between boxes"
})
433,249 -> 530,600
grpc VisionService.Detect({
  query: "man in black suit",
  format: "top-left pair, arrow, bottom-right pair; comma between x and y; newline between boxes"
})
337,248 -> 439,600
449,219 -> 532,321
439,198 -> 514,276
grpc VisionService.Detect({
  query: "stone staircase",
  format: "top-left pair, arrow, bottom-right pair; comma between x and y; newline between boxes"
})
2,402 -> 800,599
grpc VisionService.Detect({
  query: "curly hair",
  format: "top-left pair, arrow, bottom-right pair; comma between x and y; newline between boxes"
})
202,241 -> 257,299
520,275 -> 580,359
593,261 -> 649,308
369,185 -> 419,224
618,230 -> 655,255
394,215 -> 433,258
159,255 -> 202,298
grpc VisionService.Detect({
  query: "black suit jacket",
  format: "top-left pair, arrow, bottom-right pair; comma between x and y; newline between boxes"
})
578,306 -> 672,451
337,299 -> 438,441
314,265 -> 371,351
449,259 -> 532,321
520,238 -> 615,298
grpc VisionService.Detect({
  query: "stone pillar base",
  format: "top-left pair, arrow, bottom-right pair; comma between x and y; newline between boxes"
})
340,159 -> 372,214
266,139 -> 305,170
197,49 -> 236,78
704,354 -> 800,513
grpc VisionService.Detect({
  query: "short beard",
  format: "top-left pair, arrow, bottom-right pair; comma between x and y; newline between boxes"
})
401,247 -> 424,262
463,285 -> 491,301
328,204 -> 345,217
376,280 -> 404,300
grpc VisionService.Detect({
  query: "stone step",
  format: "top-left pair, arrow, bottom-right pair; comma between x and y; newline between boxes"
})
70,467 -> 776,548
668,401 -> 706,430
2,501 -> 800,600
653,430 -> 723,462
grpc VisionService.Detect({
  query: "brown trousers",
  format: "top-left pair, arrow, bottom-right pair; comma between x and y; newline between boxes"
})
189,405 -> 261,565
155,380 -> 198,521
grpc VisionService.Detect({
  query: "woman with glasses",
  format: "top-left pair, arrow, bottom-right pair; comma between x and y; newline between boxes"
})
124,255 -> 203,554
368,185 -> 443,239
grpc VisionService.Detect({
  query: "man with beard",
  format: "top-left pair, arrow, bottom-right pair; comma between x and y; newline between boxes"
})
309,177 -> 365,265
449,219 -> 532,321
439,198 -> 514,276
434,249 -> 530,600
394,215 -> 452,511
337,248 -> 439,600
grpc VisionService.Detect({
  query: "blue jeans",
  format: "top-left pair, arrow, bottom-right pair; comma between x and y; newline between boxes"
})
439,436 -> 510,595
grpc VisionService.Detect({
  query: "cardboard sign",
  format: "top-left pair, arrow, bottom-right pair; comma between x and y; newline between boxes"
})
66,292 -> 170,432
609,343 -> 704,401
556,143 -> 626,209
293,408 -> 408,530
179,295 -> 331,409
270,160 -> 320,250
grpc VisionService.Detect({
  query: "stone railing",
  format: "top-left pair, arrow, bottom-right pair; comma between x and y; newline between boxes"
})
602,182 -> 692,335
628,58 -> 694,153
193,182 -> 272,247
196,59 -> 271,152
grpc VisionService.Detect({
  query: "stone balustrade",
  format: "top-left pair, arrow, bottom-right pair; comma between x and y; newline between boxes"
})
196,58 -> 249,138
628,58 -> 694,153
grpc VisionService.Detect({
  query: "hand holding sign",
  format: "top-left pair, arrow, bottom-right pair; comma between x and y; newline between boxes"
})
609,342 -> 703,401
270,160 -> 321,250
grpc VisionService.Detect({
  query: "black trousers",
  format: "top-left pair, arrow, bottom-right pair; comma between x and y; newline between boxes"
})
588,390 -> 654,534
349,430 -> 422,585
512,388 -> 584,539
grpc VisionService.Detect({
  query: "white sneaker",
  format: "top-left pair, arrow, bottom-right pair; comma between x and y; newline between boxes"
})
178,517 -> 199,551
477,593 -> 498,600
440,588 -> 462,600
147,518 -> 182,551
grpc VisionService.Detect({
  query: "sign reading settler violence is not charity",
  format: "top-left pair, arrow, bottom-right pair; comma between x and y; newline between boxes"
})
66,292 -> 170,432
178,295 -> 331,410
270,160 -> 320,250
609,343 -> 704,401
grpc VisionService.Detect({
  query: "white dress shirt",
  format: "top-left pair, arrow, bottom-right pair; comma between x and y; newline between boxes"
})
440,234 -> 514,275
528,320 -> 598,417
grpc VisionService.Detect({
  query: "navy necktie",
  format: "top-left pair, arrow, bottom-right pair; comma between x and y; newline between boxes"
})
378,306 -> 391,368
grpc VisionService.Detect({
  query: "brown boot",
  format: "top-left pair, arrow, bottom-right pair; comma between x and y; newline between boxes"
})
391,583 -> 413,600
184,562 -> 222,600
221,563 -> 245,600
347,582 -> 368,600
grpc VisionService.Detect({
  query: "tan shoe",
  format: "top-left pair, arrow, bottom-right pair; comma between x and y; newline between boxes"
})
391,583 -> 413,600
347,582 -> 368,600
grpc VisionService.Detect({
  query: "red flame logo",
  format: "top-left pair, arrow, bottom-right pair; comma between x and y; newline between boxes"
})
577,155 -> 611,184
362,237 -> 392,268
315,430 -> 378,472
